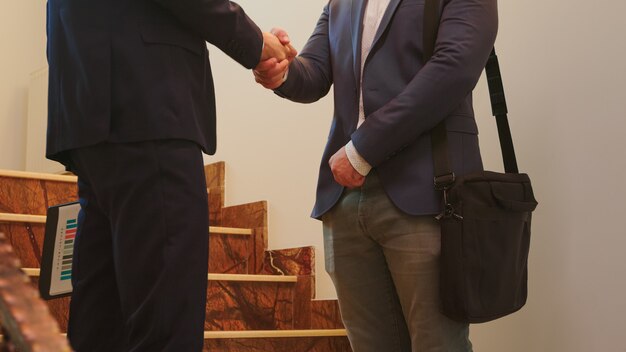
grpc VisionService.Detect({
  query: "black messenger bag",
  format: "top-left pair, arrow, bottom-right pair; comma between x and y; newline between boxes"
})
423,0 -> 538,323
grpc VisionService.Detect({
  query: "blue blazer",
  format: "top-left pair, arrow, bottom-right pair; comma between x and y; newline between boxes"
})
46,0 -> 264,163
276,0 -> 498,218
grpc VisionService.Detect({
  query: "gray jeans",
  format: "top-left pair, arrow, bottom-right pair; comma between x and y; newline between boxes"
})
322,171 -> 472,352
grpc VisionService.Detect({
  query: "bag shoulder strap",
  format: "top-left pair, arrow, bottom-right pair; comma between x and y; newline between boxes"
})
423,0 -> 519,191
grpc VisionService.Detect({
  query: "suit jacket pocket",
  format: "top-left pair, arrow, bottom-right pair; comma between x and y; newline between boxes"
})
140,22 -> 205,56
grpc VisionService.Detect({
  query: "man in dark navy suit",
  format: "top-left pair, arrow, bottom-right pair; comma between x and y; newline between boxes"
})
46,0 -> 294,350
254,0 -> 497,350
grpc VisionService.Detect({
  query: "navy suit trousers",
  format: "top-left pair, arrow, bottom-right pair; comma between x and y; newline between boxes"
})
67,140 -> 209,352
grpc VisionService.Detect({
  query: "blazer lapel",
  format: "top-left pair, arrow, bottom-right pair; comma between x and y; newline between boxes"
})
368,0 -> 402,61
351,0 -> 368,92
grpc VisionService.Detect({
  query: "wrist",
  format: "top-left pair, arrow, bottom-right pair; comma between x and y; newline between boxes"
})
345,141 -> 372,177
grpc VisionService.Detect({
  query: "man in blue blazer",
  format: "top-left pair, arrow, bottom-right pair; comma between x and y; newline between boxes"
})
46,0 -> 294,351
255,0 -> 497,350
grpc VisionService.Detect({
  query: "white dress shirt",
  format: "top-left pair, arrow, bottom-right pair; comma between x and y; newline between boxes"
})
345,0 -> 391,176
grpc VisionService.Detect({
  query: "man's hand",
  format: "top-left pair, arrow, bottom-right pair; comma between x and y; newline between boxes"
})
261,31 -> 297,61
255,28 -> 296,89
329,147 -> 365,188
254,58 -> 290,89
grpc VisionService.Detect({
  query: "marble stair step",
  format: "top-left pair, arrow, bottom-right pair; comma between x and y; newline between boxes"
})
0,213 -> 254,274
203,329 -> 351,352
0,169 -> 77,215
24,269 -> 312,334
0,164 -> 225,221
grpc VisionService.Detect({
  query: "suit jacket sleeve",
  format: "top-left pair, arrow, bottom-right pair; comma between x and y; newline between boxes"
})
274,4 -> 333,103
154,0 -> 264,69
351,0 -> 498,167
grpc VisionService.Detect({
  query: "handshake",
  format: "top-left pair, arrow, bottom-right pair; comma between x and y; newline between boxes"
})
256,29 -> 296,90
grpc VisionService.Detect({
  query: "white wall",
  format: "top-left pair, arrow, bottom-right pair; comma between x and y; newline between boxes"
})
0,0 -> 48,171
3,0 -> 626,350
469,2 -> 626,351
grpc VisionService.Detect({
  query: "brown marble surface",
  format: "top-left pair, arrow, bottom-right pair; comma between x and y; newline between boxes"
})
311,300 -> 345,330
208,191 -> 224,224
206,281 -> 294,331
204,162 -> 225,224
261,247 -> 314,276
209,233 -> 249,274
293,276 -> 314,329
203,336 -> 352,352
0,176 -> 76,215
204,162 -> 225,191
220,201 -> 268,274
44,181 -> 79,210
29,279 -> 302,335
1,221 -> 251,275
0,222 -> 44,267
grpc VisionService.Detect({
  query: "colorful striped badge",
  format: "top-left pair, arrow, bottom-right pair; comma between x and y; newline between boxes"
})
40,202 -> 80,299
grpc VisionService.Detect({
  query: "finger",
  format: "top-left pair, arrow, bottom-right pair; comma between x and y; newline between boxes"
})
254,58 -> 278,72
257,76 -> 284,89
334,175 -> 349,188
271,27 -> 290,45
254,62 -> 286,80
285,44 -> 298,59
261,59 -> 289,77
258,64 -> 286,80
254,74 -> 278,86
254,71 -> 286,89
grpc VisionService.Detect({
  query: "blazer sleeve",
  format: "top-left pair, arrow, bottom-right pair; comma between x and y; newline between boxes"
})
274,4 -> 333,103
351,0 -> 498,167
153,0 -> 264,69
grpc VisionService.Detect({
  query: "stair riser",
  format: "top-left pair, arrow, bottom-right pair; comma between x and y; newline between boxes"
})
0,176 -> 76,215
0,222 -> 44,267
30,279 -> 300,333
1,222 -> 251,274
204,162 -> 225,224
203,336 -> 352,352
206,281 -> 294,331
311,300 -> 345,329
220,202 -> 268,274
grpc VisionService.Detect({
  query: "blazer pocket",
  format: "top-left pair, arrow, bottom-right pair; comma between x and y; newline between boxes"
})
140,22 -> 205,56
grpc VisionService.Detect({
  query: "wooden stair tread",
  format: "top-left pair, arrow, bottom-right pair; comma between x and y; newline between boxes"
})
22,268 -> 298,283
0,213 -> 252,235
4,329 -> 347,339
204,329 -> 347,339
0,169 -> 77,182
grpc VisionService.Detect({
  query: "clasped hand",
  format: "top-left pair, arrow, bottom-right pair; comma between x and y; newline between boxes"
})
256,28 -> 295,89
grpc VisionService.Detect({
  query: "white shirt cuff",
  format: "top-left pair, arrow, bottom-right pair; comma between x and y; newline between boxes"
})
345,141 -> 372,177
282,68 -> 289,83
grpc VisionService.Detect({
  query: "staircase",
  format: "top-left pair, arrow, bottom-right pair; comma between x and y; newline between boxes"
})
0,162 -> 351,351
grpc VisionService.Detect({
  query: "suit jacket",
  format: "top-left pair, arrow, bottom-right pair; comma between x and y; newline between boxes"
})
46,0 -> 264,163
276,0 -> 498,219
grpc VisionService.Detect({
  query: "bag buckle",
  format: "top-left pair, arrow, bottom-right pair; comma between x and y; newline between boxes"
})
434,174 -> 463,221
435,200 -> 464,221
434,173 -> 456,191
